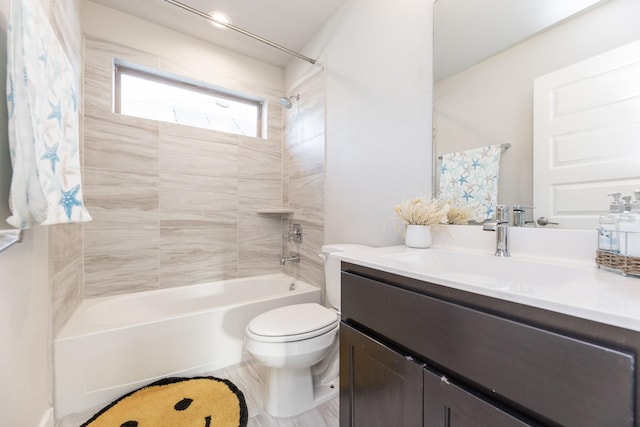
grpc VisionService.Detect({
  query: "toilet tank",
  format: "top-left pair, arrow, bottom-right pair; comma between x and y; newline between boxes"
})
321,244 -> 372,310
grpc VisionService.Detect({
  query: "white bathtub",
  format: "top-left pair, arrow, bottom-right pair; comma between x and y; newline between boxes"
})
54,273 -> 321,417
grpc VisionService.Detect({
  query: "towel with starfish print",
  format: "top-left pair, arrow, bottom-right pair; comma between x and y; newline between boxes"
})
439,144 -> 502,221
6,0 -> 91,228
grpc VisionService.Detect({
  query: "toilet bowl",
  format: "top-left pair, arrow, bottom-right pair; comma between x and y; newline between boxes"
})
245,243 -> 372,418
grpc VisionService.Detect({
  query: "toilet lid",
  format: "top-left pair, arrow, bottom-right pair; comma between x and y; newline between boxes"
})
247,303 -> 338,341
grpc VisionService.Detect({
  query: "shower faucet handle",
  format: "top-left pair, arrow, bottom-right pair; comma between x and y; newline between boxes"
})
288,224 -> 303,243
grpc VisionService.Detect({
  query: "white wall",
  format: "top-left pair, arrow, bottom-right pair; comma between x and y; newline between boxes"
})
0,228 -> 50,426
434,0 -> 640,207
287,0 -> 434,247
0,1 -> 52,423
0,1 -> 81,424
0,0 -> 9,223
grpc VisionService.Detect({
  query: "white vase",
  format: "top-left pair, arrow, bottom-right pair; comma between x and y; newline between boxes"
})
405,224 -> 432,248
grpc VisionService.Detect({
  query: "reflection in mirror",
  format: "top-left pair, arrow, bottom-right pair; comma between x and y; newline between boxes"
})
533,39 -> 640,229
433,0 -> 640,229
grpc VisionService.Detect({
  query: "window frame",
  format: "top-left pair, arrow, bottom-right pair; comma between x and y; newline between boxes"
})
113,61 -> 265,138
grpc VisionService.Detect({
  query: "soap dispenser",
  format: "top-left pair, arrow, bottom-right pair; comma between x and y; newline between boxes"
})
621,191 -> 640,257
599,192 -> 624,252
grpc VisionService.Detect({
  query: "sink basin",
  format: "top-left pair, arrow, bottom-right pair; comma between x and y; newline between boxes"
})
379,249 -> 587,290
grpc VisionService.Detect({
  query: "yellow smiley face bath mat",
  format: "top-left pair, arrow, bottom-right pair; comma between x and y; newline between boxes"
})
81,376 -> 248,427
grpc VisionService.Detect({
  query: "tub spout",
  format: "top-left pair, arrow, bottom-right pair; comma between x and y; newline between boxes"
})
280,256 -> 300,265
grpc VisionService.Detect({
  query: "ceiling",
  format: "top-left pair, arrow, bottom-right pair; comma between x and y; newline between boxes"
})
434,0 -> 608,81
89,1 -> 609,79
88,0 -> 347,68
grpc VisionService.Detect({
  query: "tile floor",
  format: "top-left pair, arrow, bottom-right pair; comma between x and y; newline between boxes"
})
57,360 -> 339,427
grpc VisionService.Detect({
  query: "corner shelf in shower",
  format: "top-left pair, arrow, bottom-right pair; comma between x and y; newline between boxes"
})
256,208 -> 294,215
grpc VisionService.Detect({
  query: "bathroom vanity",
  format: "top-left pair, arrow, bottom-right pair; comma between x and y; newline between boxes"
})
337,245 -> 640,427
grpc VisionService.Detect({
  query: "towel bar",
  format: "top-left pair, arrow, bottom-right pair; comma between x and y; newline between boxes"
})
437,142 -> 511,160
0,229 -> 23,253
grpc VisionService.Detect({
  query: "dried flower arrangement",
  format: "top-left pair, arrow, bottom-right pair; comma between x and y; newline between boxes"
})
444,198 -> 478,225
394,197 -> 449,226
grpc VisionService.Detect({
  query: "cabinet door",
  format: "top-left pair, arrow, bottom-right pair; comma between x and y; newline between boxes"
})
340,323 -> 423,427
424,368 -> 534,427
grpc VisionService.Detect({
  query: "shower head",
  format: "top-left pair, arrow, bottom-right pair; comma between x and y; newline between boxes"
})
279,97 -> 292,109
279,94 -> 300,109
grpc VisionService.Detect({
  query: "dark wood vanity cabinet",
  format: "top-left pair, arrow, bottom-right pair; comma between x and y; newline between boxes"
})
340,263 -> 640,427
340,322 -> 533,427
422,368 -> 535,427
340,323 -> 423,426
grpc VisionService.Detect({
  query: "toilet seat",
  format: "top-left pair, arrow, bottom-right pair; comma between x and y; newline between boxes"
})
247,303 -> 338,343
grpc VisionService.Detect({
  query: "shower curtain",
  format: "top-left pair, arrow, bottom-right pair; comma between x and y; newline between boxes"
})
5,0 -> 91,228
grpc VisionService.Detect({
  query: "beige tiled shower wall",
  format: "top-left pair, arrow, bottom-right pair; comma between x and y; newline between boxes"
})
283,72 -> 326,291
49,0 -> 84,336
82,37 -> 286,297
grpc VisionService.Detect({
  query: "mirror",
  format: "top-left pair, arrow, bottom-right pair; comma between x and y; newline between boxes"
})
433,0 -> 640,229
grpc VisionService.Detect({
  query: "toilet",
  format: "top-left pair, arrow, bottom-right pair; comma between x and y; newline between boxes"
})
245,243 -> 372,417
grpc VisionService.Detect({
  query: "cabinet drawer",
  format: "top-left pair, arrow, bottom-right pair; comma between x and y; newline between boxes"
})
342,272 -> 635,427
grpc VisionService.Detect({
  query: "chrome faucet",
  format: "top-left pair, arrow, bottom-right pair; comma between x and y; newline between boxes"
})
280,255 -> 300,265
512,205 -> 534,227
483,205 -> 510,257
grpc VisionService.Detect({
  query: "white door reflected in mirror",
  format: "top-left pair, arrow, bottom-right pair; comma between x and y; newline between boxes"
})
533,39 -> 640,229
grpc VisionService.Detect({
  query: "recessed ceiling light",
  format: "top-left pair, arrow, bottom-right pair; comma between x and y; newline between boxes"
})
208,11 -> 231,29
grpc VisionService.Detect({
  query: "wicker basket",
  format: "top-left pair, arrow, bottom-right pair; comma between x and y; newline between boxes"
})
595,249 -> 640,276
595,227 -> 640,276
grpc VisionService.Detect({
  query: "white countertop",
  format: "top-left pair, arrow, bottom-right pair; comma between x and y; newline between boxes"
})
335,236 -> 640,333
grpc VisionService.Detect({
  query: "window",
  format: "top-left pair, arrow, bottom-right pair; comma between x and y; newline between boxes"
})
114,62 -> 264,138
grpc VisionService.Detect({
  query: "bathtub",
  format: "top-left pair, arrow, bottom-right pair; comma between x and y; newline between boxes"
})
54,273 -> 321,417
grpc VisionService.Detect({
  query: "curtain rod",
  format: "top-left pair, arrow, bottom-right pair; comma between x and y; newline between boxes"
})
162,0 -> 317,65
